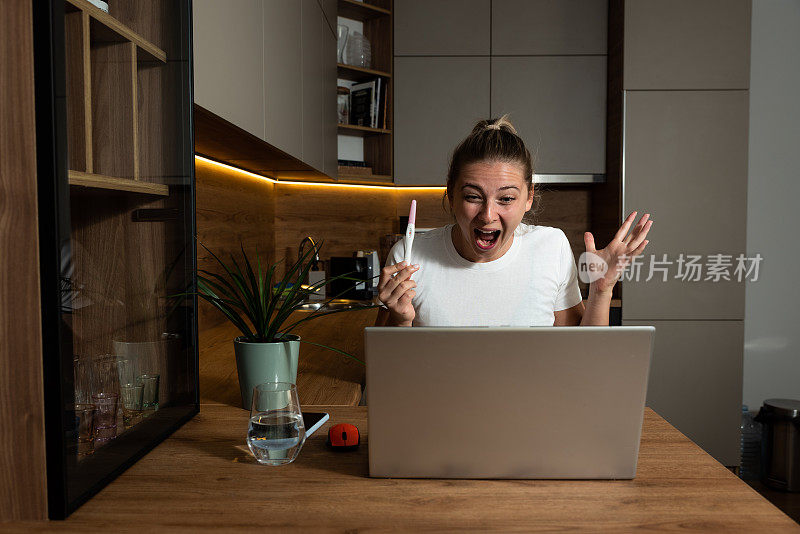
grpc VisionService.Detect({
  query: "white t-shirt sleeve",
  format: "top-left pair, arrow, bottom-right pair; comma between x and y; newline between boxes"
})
554,232 -> 583,311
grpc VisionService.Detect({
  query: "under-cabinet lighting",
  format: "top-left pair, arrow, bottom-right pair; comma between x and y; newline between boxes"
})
194,155 -> 446,192
195,155 -> 277,183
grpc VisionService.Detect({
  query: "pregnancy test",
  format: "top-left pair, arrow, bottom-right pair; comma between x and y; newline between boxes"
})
403,200 -> 416,266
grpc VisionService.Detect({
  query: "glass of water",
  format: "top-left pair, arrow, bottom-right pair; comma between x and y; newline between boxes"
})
247,382 -> 306,466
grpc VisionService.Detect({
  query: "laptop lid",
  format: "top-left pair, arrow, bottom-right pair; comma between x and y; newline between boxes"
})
365,326 -> 654,479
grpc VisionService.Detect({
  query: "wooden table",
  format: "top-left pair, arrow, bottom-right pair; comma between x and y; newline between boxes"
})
8,404 -> 797,532
199,308 -> 378,407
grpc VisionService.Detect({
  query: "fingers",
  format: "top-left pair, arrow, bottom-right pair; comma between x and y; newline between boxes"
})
623,213 -> 650,244
627,219 -> 653,250
378,261 -> 407,287
584,232 -> 596,253
613,211 -> 638,242
383,279 -> 417,309
378,262 -> 418,307
630,239 -> 649,257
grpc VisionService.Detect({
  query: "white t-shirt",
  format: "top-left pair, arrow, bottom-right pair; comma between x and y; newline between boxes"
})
386,223 -> 582,327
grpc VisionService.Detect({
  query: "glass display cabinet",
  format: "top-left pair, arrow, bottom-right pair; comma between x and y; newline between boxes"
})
33,0 -> 197,519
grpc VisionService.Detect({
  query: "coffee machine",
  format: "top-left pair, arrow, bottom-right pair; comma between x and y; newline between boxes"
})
329,251 -> 380,300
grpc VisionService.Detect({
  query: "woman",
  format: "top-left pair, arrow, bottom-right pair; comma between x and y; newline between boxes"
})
376,116 -> 652,327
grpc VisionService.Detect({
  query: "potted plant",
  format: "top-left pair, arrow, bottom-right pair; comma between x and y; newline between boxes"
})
195,242 -> 375,409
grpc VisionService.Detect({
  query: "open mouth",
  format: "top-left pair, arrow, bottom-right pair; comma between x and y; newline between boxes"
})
474,228 -> 501,250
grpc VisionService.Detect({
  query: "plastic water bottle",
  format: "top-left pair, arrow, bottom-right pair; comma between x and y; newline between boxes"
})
740,405 -> 762,480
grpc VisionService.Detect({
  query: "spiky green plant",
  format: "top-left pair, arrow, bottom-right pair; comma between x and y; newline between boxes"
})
194,241 -> 376,364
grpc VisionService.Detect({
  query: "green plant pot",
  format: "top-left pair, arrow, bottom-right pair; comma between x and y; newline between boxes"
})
233,335 -> 300,409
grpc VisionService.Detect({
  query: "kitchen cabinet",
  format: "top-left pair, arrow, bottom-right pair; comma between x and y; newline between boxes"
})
302,0 -> 326,171
193,0 -> 265,139
491,0 -> 607,55
393,0 -> 607,184
624,0 -> 751,90
195,0 -> 337,171
622,90 -> 748,321
394,0 -> 490,56
491,56 -> 607,174
393,57 -> 490,185
34,0 -> 198,518
264,0 -> 303,159
622,320 -> 743,466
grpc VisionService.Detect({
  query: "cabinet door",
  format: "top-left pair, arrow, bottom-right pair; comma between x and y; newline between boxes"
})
264,0 -> 303,158
623,320 -> 743,466
491,56 -> 606,174
622,90 -> 748,321
624,0 -> 751,90
301,0 -> 324,171
394,0 -> 490,56
492,0 -> 607,55
394,57 -> 490,185
321,3 -> 338,177
193,0 -> 264,139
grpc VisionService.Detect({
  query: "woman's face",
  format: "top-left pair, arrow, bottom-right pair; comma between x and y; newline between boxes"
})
449,160 -> 533,263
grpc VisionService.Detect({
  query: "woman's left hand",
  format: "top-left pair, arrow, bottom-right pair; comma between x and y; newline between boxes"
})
584,211 -> 653,295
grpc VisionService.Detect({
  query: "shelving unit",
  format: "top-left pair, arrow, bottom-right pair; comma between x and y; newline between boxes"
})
36,0 -> 196,519
337,63 -> 391,82
337,0 -> 393,182
338,124 -> 391,136
68,170 -> 170,196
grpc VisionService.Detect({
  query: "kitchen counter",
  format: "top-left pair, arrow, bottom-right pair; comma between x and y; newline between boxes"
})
199,307 -> 379,406
6,404 -> 796,531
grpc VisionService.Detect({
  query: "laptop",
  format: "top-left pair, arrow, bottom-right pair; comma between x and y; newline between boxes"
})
365,326 -> 655,479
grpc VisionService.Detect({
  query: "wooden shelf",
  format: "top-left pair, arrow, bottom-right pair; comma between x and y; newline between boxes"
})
337,63 -> 391,82
65,0 -> 166,62
338,124 -> 391,136
338,0 -> 391,20
68,170 -> 169,196
337,173 -> 393,184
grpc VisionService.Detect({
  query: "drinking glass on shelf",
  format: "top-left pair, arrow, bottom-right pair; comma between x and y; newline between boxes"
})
337,24 -> 349,63
137,374 -> 160,417
247,382 -> 306,466
343,31 -> 371,68
91,392 -> 119,444
66,403 -> 96,457
120,383 -> 144,428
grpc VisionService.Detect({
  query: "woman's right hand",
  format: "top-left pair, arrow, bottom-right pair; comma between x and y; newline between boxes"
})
377,262 -> 419,327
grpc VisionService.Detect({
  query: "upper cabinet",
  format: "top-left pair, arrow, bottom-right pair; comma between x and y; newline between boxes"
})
394,57 -> 490,185
194,0 -> 337,172
263,0 -> 302,158
624,0 -> 751,90
492,0 -> 607,55
193,0 -> 265,139
491,56 -> 607,174
394,0 -> 490,56
393,0 -> 607,184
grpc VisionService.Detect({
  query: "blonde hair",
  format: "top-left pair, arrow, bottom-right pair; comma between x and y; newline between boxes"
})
445,115 -> 539,221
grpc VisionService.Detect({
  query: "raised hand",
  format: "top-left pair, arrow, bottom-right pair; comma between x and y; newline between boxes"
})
584,211 -> 652,295
377,262 -> 419,327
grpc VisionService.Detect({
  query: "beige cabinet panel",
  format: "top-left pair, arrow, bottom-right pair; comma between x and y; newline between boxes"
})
264,0 -> 303,158
322,10 -> 338,177
318,0 -> 336,38
395,0 -> 490,56
624,0 -> 751,89
193,0 -> 264,139
623,320 -> 743,466
491,56 -> 606,174
622,90 -> 748,320
394,57 -> 490,185
302,0 -> 325,171
492,0 -> 607,55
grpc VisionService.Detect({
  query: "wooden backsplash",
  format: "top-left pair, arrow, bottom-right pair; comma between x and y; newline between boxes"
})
196,158 -> 592,329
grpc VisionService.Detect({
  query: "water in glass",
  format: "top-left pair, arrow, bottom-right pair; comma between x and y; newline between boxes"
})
247,410 -> 305,465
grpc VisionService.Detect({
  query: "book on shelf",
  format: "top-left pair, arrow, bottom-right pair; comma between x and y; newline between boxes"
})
349,77 -> 388,130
